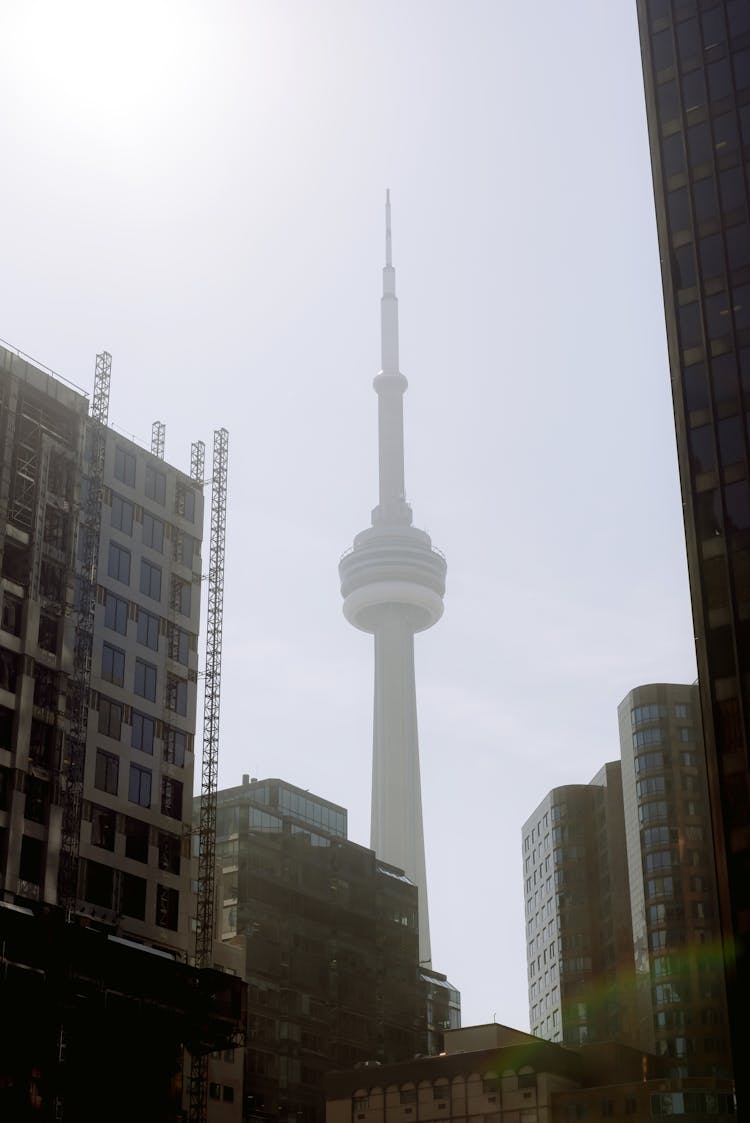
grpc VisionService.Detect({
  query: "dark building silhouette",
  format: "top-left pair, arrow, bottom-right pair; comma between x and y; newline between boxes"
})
635,0 -> 750,1104
207,776 -> 460,1123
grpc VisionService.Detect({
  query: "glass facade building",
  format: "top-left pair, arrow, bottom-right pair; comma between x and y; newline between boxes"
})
207,775 -> 461,1123
618,683 -> 730,1078
635,0 -> 750,1102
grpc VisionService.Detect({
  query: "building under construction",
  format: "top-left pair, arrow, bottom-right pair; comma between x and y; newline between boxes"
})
0,343 -> 244,1119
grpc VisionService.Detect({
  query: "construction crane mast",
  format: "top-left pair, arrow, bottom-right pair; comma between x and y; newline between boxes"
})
58,351 -> 110,916
190,427 -> 229,1123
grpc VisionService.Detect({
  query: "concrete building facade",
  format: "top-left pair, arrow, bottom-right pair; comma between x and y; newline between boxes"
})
635,0 -> 750,1102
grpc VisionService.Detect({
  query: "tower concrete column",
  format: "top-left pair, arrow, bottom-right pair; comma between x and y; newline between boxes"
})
339,193 -> 446,966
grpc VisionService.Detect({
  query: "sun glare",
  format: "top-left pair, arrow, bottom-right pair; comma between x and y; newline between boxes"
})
7,1 -> 209,142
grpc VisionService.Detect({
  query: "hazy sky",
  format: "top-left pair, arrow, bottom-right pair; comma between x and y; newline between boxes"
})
0,1 -> 696,1031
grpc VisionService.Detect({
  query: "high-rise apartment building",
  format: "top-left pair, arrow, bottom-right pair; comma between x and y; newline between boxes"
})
617,683 -> 730,1078
635,0 -> 750,1099
522,763 -> 635,1047
208,775 -> 460,1123
0,343 -> 203,953
0,345 -> 243,1119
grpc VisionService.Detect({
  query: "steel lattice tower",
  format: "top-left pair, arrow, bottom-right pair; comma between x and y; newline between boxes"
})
190,427 -> 229,1123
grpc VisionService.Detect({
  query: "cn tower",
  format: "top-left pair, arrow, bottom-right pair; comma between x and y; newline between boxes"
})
339,193 -> 446,966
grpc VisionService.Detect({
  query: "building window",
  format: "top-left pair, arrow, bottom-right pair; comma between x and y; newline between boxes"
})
166,674 -> 188,716
175,532 -> 194,567
95,748 -> 119,795
136,608 -> 160,650
155,883 -> 179,930
128,764 -> 152,807
158,830 -> 181,874
143,512 -> 164,552
114,447 -> 136,487
168,625 -> 189,665
134,658 -> 157,702
139,560 -> 162,602
83,860 -> 114,909
125,815 -> 150,862
209,1084 -> 221,1101
91,805 -> 116,850
121,873 -> 147,920
145,465 -> 166,505
132,711 -> 155,755
111,493 -> 134,535
107,542 -> 131,585
161,776 -> 183,820
170,576 -> 191,616
163,726 -> 187,766
98,697 -> 123,740
176,482 -> 196,522
222,1087 -> 234,1104
104,592 -> 128,635
101,642 -> 125,687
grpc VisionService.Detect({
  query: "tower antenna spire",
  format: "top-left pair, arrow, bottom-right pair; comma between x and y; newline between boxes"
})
385,188 -> 392,268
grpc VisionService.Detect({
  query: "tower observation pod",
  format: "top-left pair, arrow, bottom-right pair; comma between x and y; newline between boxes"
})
339,192 -> 446,966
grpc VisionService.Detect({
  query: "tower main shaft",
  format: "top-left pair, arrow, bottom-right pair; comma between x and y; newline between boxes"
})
339,194 -> 446,966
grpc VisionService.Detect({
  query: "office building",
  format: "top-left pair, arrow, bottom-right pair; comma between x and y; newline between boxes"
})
208,775 -> 460,1123
618,683 -> 730,1078
339,194 -> 446,966
522,763 -> 636,1047
0,344 -> 243,1117
635,0 -> 750,1101
325,1023 -> 736,1123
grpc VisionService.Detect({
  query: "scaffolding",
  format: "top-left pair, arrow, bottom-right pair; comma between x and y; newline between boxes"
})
190,440 -> 205,483
58,351 -> 111,916
190,427 -> 229,1123
151,420 -> 166,459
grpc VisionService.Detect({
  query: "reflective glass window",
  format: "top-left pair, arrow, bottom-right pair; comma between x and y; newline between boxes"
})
693,177 -> 718,222
728,225 -> 750,271
699,233 -> 724,278
711,352 -> 739,403
714,111 -> 739,154
652,29 -> 675,72
679,301 -> 703,347
668,186 -> 690,231
687,121 -> 712,165
728,0 -> 750,36
718,415 -> 744,466
705,292 -> 733,339
689,425 -> 715,472
701,7 -> 726,48
677,18 -> 701,69
662,132 -> 686,176
684,363 -> 709,410
682,67 -> 706,110
735,47 -> 750,90
733,285 -> 750,330
674,243 -> 697,289
658,80 -> 680,121
708,59 -> 733,101
719,165 -> 746,213
725,480 -> 750,529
